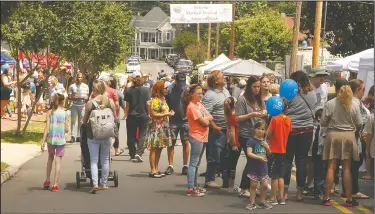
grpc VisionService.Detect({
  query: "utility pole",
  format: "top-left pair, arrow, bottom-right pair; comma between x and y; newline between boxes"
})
215,23 -> 220,57
207,23 -> 212,60
320,1 -> 328,65
312,1 -> 323,68
229,2 -> 235,60
197,1 -> 200,43
289,0 -> 302,74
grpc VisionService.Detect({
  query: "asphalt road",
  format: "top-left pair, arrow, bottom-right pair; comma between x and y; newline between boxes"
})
140,60 -> 175,81
1,62 -> 374,213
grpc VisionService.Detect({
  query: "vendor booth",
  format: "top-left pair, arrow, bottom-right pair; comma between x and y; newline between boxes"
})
206,59 -> 281,78
357,49 -> 374,96
198,53 -> 230,74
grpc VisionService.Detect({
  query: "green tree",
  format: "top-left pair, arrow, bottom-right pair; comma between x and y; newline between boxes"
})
301,1 -> 374,56
220,9 -> 292,61
185,43 -> 207,65
1,2 -> 64,135
172,31 -> 197,56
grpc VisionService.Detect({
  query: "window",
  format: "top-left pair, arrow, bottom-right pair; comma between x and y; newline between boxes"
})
166,32 -> 171,41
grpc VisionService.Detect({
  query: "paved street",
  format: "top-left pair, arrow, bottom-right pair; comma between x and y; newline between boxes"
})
1,62 -> 374,213
140,60 -> 174,80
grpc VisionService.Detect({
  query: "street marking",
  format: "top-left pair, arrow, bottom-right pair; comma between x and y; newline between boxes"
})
339,197 -> 374,214
330,200 -> 355,214
289,173 -> 354,214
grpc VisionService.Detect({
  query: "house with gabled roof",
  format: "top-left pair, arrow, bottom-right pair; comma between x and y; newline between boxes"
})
130,7 -> 176,60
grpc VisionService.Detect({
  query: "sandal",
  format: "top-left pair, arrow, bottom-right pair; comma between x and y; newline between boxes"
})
353,192 -> 370,199
90,186 -> 99,194
149,172 -> 162,178
361,175 -> 372,180
115,149 -> 124,156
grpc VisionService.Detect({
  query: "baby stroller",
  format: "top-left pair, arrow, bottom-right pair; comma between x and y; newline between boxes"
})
76,124 -> 119,188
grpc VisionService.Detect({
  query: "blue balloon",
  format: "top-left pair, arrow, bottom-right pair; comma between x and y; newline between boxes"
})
266,96 -> 285,117
280,79 -> 298,101
1,64 -> 10,72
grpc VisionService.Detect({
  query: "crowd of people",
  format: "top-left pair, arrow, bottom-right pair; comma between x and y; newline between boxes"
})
3,65 -> 373,210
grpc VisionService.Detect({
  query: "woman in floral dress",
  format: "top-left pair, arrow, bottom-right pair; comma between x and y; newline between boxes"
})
145,80 -> 175,178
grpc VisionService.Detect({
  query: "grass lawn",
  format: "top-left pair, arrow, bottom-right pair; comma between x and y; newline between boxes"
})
1,123 -> 45,145
1,162 -> 9,171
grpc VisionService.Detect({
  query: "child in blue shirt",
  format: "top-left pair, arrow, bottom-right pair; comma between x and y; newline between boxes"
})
245,120 -> 272,210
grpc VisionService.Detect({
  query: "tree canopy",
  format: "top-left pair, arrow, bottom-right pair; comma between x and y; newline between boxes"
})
219,9 -> 292,61
301,1 -> 374,56
172,31 -> 197,56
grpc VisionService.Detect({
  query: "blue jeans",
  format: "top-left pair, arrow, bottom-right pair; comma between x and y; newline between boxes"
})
88,138 -> 111,186
187,136 -> 205,189
205,129 -> 229,185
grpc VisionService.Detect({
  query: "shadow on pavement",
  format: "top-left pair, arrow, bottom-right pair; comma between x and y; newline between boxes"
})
153,189 -> 188,196
127,172 -> 151,178
64,182 -> 92,193
27,187 -> 49,192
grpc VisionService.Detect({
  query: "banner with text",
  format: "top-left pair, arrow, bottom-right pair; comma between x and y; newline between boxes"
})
170,4 -> 233,24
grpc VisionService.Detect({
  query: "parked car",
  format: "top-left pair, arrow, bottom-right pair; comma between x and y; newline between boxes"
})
168,54 -> 180,67
176,59 -> 193,73
165,54 -> 176,64
127,55 -> 140,64
126,61 -> 140,73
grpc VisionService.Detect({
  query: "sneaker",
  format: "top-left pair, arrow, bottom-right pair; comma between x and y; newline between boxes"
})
278,198 -> 286,205
238,189 -> 251,197
204,181 -> 221,189
181,166 -> 188,175
257,201 -> 273,209
228,185 -> 241,194
51,185 -> 59,192
245,203 -> 257,210
76,137 -> 81,143
135,154 -> 143,163
314,193 -> 324,201
195,186 -> 207,193
267,199 -> 278,206
303,186 -> 314,196
149,172 -> 163,178
71,137 -> 75,142
345,199 -> 359,207
43,180 -> 50,189
165,166 -> 174,175
157,171 -> 166,177
187,189 -> 205,197
323,198 -> 331,206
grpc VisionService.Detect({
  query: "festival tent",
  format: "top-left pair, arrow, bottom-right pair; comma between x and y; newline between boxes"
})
198,53 -> 230,73
1,52 -> 16,65
325,48 -> 373,72
357,49 -> 374,96
206,59 -> 281,77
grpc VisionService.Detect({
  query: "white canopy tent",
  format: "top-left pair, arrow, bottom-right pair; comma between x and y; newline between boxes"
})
357,49 -> 374,96
326,48 -> 374,72
206,59 -> 281,77
198,53 -> 230,73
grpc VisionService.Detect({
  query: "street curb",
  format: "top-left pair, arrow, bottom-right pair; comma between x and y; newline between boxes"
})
1,165 -> 20,185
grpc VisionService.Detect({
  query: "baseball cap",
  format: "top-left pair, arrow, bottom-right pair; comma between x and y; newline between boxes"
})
132,71 -> 141,78
164,81 -> 171,88
238,79 -> 246,87
309,67 -> 330,77
176,72 -> 186,82
99,75 -> 109,82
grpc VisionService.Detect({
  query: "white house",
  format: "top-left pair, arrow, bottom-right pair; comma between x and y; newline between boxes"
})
129,7 -> 176,60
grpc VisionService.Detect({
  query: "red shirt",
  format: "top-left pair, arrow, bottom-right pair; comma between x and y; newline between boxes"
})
268,114 -> 292,154
227,115 -> 240,147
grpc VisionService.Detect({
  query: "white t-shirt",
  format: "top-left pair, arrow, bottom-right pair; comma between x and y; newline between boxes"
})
313,83 -> 328,110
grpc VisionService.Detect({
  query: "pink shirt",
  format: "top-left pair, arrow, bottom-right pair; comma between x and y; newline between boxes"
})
186,102 -> 211,143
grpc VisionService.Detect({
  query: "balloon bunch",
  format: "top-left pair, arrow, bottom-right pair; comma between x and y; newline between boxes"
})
266,79 -> 298,116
